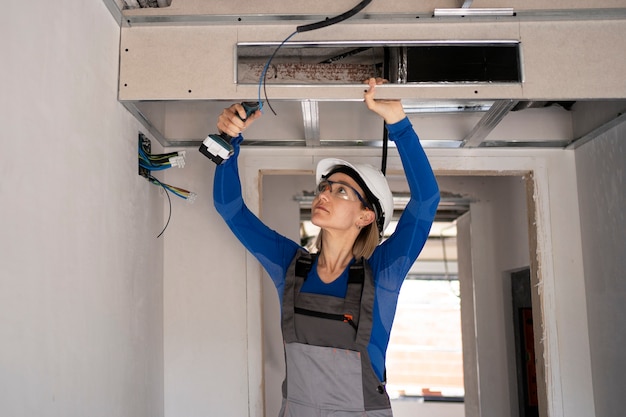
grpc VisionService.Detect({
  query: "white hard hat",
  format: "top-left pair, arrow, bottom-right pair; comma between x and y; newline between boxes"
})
316,158 -> 394,236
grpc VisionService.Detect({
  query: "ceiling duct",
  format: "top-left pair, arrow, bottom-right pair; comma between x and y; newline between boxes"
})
404,43 -> 521,83
236,41 -> 522,85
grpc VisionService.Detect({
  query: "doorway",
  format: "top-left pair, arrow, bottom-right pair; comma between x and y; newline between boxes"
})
259,173 -> 543,417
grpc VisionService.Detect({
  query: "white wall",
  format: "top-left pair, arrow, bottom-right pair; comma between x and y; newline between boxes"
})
439,152 -> 593,417
261,175 -> 307,417
161,151 -> 251,417
0,2 -> 164,416
576,121 -> 626,417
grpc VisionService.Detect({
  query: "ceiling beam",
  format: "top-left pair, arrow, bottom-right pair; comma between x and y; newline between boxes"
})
301,100 -> 320,146
461,99 -> 518,148
119,8 -> 626,26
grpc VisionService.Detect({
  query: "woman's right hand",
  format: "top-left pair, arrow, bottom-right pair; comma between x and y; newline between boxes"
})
217,103 -> 262,137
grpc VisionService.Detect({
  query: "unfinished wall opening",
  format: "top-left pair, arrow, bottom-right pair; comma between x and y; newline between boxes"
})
236,41 -> 522,85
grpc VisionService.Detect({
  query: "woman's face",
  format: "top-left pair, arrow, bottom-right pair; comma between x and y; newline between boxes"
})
311,172 -> 370,232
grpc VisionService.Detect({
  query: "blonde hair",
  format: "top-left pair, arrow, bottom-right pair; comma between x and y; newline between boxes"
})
315,222 -> 380,260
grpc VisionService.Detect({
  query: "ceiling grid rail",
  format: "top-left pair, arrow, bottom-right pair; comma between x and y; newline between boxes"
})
461,100 -> 518,148
109,1 -> 626,150
301,100 -> 321,146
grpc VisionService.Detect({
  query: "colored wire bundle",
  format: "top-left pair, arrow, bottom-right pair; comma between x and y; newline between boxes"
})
149,175 -> 173,239
148,175 -> 197,202
147,175 -> 197,238
138,143 -> 186,171
138,138 -> 196,238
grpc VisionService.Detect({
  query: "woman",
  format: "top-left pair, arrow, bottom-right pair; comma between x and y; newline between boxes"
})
213,78 -> 440,416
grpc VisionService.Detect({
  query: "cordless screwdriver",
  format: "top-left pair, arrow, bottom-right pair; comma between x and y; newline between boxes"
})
199,101 -> 261,165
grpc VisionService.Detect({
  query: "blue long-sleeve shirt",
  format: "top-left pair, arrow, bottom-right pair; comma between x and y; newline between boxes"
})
214,117 -> 440,381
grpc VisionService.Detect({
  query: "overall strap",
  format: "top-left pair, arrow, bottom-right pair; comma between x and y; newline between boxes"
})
282,249 -> 312,343
296,254 -> 365,318
283,252 -> 374,348
295,252 -> 317,280
352,259 -> 375,349
345,258 -> 365,303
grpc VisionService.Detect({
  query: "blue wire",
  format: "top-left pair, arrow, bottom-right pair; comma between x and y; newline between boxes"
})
160,183 -> 188,200
138,145 -> 151,160
257,30 -> 298,113
139,161 -> 170,170
148,176 -> 188,200
255,1 -> 371,113
167,188 -> 187,200
138,147 -> 159,169
138,145 -> 176,168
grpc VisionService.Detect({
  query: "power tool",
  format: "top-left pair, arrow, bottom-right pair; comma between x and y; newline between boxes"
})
199,101 -> 261,165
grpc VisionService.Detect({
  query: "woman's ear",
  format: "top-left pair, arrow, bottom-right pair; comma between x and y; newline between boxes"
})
358,209 -> 376,228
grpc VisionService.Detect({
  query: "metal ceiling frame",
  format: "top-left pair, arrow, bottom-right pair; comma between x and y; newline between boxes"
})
108,1 -> 626,150
122,97 -> 625,150
434,8 -> 515,17
461,100 -> 518,148
301,100 -> 320,146
114,7 -> 626,26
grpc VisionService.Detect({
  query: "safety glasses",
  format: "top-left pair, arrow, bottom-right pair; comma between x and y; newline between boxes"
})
316,179 -> 371,209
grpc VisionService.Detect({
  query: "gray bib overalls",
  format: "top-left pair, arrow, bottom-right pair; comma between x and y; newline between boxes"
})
279,250 -> 393,417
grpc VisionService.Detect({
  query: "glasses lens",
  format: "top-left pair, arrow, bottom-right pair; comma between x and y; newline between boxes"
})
317,180 -> 331,195
317,179 -> 362,202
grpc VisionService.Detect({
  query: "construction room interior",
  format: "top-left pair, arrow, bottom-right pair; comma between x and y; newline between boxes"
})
1,1 -> 625,417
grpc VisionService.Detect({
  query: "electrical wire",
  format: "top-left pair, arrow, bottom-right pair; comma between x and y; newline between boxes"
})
295,0 -> 372,33
148,178 -> 196,201
258,0 -> 373,115
148,175 -> 172,238
139,143 -> 186,170
255,1 -> 391,183
381,125 -> 388,175
138,139 -> 196,238
146,176 -> 196,237
258,30 -> 298,115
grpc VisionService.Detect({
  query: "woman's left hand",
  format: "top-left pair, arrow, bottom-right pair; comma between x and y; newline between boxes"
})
363,77 -> 405,125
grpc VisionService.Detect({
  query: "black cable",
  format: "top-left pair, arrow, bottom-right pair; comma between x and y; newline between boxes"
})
379,44 -> 394,176
260,0 -> 374,114
296,0 -> 372,33
149,175 -> 172,238
157,189 -> 172,239
381,123 -> 388,175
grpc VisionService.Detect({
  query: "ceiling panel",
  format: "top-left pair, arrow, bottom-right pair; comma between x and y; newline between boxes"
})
110,1 -> 626,149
